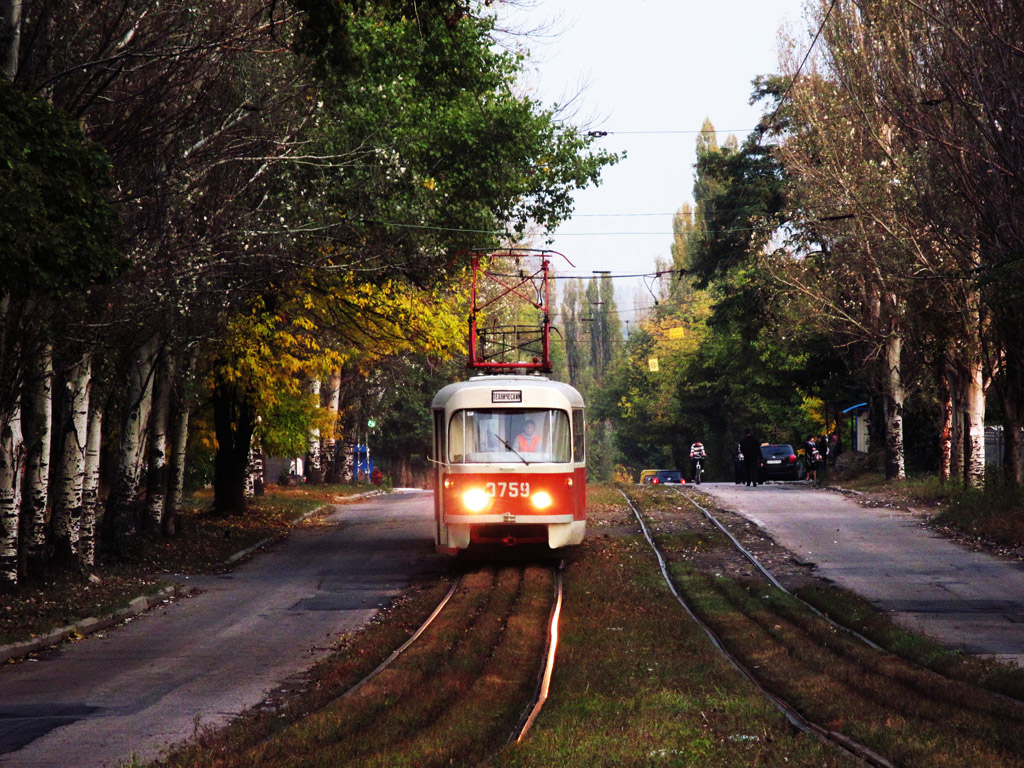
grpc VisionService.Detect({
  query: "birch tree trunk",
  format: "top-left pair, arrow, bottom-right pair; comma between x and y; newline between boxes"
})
323,371 -> 341,482
165,350 -> 196,523
937,358 -> 953,485
964,355 -> 986,489
20,343 -> 52,578
144,348 -> 172,537
949,362 -> 965,483
305,378 -> 323,484
104,335 -> 159,551
245,441 -> 264,498
51,353 -> 91,568
0,0 -> 23,80
80,404 -> 103,567
882,333 -> 906,481
0,404 -> 24,589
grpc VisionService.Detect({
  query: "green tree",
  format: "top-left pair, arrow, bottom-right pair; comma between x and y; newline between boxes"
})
0,79 -> 120,587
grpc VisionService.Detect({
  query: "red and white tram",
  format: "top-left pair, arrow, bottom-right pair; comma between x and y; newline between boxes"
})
431,375 -> 586,553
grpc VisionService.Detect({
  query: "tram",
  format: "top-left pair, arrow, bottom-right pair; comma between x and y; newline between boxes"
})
430,249 -> 586,553
431,374 -> 586,552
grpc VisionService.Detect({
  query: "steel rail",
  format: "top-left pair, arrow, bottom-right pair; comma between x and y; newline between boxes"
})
672,486 -> 1024,714
241,575 -> 464,759
337,576 -> 462,703
621,489 -> 895,768
669,486 -> 884,652
512,559 -> 565,744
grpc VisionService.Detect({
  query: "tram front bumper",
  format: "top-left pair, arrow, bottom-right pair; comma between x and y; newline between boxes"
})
444,515 -> 584,549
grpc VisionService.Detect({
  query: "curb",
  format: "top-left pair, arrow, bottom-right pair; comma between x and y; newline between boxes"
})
1,584 -> 191,665
222,503 -> 327,566
0,496 -> 377,664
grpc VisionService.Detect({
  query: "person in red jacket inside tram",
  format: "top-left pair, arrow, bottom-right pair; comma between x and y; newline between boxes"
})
516,419 -> 542,452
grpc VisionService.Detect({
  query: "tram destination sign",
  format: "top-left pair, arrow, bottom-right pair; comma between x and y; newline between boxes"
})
491,390 -> 523,403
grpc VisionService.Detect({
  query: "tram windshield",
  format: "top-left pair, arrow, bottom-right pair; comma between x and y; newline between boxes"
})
448,408 -> 571,464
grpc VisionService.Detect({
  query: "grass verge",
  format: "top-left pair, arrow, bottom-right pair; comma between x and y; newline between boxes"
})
492,530 -> 841,766
830,470 -> 1024,552
631,486 -> 1024,768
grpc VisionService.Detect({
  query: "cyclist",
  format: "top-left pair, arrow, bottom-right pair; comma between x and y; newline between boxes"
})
689,440 -> 707,484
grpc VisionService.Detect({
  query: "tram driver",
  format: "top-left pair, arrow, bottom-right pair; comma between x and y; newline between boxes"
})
516,419 -> 542,453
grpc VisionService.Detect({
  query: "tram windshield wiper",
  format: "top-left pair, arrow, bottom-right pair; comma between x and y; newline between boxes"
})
493,432 -> 530,466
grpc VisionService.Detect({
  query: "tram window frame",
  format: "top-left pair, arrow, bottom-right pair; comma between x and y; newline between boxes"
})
433,410 -> 446,465
447,408 -> 571,463
572,408 -> 585,463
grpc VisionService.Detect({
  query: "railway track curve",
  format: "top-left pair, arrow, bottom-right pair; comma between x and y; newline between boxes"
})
622,486 -> 1024,768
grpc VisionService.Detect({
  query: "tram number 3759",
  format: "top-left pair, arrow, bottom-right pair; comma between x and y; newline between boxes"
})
485,481 -> 530,498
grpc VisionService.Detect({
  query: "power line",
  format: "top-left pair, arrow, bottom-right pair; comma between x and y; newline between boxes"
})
601,128 -> 756,136
489,269 -> 684,281
761,0 -> 840,135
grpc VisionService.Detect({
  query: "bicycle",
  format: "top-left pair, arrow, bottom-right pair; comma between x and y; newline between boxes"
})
693,458 -> 704,485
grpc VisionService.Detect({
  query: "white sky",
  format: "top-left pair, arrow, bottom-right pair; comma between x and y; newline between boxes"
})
497,0 -> 808,315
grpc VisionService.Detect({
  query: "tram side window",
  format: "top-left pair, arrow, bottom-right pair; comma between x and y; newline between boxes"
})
572,408 -> 585,463
448,410 -> 467,463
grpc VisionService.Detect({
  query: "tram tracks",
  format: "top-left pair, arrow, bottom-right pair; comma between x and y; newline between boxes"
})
622,486 -> 1024,767
167,562 -> 564,768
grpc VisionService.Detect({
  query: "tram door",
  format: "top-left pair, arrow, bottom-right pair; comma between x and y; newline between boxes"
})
432,409 -> 446,546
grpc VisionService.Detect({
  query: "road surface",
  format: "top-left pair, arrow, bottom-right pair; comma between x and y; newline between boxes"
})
695,481 -> 1024,666
0,490 -> 443,768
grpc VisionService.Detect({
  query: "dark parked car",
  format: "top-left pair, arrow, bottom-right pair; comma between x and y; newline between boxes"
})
759,444 -> 801,480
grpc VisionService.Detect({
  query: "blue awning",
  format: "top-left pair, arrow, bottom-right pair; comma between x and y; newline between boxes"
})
841,402 -> 868,414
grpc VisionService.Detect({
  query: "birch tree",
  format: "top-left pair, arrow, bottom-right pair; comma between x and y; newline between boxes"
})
853,0 -> 1024,486
103,335 -> 159,552
783,0 -> 1015,487
144,347 -> 173,537
0,406 -> 23,588
80,405 -> 103,567
165,350 -> 196,525
51,353 -> 91,568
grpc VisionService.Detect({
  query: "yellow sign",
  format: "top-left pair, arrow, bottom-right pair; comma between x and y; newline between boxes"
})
667,327 -> 686,339
648,358 -> 659,372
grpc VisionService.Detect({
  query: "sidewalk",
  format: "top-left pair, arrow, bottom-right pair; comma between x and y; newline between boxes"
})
696,482 -> 1024,667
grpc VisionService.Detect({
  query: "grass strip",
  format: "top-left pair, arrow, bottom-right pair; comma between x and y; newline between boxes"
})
163,565 -> 554,768
656,536 -> 1024,767
492,534 -> 843,767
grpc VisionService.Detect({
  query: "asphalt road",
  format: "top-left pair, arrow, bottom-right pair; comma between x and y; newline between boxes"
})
694,481 -> 1024,667
0,490 -> 445,768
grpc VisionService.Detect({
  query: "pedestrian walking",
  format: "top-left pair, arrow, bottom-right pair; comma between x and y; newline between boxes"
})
806,446 -> 820,481
816,434 -> 828,477
739,429 -> 761,486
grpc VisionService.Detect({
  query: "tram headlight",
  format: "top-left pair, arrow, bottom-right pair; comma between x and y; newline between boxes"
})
462,488 -> 491,513
530,491 -> 553,510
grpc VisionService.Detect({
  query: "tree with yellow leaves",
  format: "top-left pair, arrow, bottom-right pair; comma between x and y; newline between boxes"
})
208,273 -> 467,514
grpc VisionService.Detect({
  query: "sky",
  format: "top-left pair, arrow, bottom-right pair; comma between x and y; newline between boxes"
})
496,0 -> 808,314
